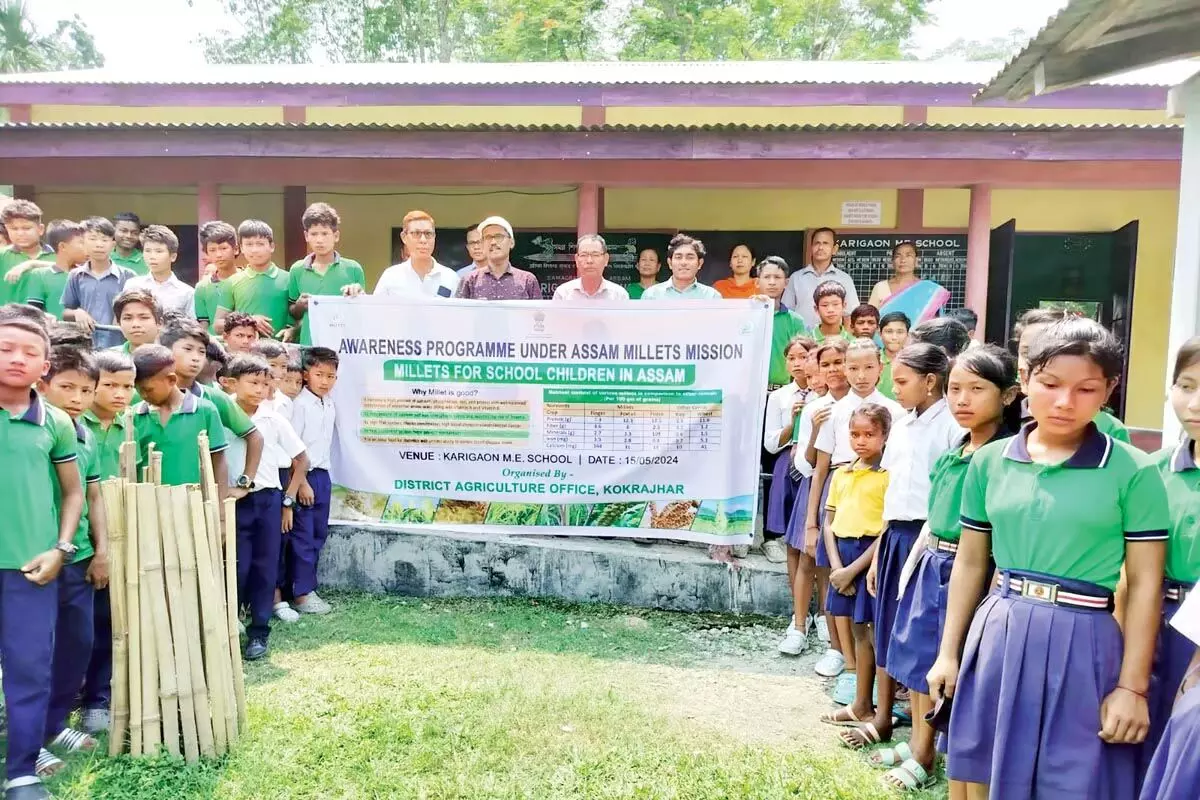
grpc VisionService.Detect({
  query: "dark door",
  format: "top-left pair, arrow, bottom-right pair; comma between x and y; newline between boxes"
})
173,224 -> 200,286
1109,221 -> 1139,417
984,219 -> 1017,346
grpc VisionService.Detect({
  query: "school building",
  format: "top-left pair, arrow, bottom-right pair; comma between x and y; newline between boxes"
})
0,59 -> 1196,437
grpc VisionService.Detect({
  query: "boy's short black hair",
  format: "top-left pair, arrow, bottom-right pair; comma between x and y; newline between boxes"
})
141,224 -> 179,255
910,317 -> 971,358
47,346 -> 98,383
113,288 -> 163,324
159,316 -> 210,350
223,312 -> 257,335
813,280 -> 846,304
49,323 -> 93,351
950,307 -> 979,332
113,212 -> 142,229
285,360 -> 303,375
304,346 -> 340,370
0,311 -> 50,355
95,349 -> 135,376
1,199 -> 42,225
133,344 -> 176,384
205,338 -> 229,368
83,216 -> 116,239
199,220 -> 237,249
849,303 -> 879,323
237,219 -> 275,244
0,302 -> 49,331
226,354 -> 271,381
250,339 -> 287,361
45,219 -> 85,253
878,311 -> 911,331
301,203 -> 340,232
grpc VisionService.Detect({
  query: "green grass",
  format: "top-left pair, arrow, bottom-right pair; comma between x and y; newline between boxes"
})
43,595 -> 939,799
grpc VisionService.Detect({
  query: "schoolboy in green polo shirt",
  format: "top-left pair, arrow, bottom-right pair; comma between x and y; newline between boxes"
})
37,345 -> 110,765
194,221 -> 240,334
287,203 -> 365,346
110,212 -> 146,275
83,350 -> 136,481
131,344 -> 229,488
755,257 -> 809,388
112,288 -> 162,354
0,311 -> 84,798
811,281 -> 855,345
0,200 -> 54,307
159,317 -> 263,489
216,220 -> 291,340
23,220 -> 87,322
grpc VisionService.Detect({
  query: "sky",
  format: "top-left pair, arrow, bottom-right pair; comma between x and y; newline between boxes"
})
28,0 -> 1069,69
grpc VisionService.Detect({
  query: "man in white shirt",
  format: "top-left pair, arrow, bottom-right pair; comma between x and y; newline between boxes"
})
552,234 -> 629,301
374,210 -> 458,298
124,224 -> 196,318
781,227 -> 861,329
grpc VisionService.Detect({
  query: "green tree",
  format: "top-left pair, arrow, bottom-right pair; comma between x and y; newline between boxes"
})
0,0 -> 103,73
474,0 -> 607,62
928,29 -> 1028,61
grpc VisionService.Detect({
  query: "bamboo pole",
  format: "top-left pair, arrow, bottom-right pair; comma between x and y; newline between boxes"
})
125,481 -> 143,755
172,485 -> 215,758
157,484 -> 199,763
138,486 -> 162,755
150,450 -> 162,486
207,496 -> 237,746
223,497 -> 248,736
189,488 -> 229,755
198,433 -> 224,583
119,413 -> 136,482
103,480 -> 129,757
138,484 -> 179,758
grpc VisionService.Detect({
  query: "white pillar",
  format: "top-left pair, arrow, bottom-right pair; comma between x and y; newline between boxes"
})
1163,74 -> 1200,444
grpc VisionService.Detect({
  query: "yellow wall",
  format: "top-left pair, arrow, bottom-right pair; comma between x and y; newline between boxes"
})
305,106 -> 582,126
30,106 -> 285,124
926,107 -> 1176,127
604,188 -> 898,229
34,187 -> 285,235
606,106 -> 905,126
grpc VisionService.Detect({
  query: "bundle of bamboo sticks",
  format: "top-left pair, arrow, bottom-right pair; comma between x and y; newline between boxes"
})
100,427 -> 247,762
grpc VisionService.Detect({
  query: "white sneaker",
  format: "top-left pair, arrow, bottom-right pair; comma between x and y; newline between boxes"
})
814,647 -> 846,677
815,615 -> 830,644
731,544 -> 750,558
294,592 -> 332,615
761,538 -> 787,563
273,602 -> 300,623
81,707 -> 109,734
778,625 -> 808,655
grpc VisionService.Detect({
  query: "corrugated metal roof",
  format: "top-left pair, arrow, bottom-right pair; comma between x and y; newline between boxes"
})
0,121 -> 1179,133
1,59 -> 1196,88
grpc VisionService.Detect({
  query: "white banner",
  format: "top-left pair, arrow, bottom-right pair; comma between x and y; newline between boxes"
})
310,296 -> 771,544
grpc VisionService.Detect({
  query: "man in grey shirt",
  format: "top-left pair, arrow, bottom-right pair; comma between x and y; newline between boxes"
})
781,227 -> 861,329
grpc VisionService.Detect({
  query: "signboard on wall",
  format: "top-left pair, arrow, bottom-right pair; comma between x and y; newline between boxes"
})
832,234 -> 968,310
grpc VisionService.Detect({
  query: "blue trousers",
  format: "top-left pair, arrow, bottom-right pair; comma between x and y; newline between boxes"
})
291,468 -> 331,597
47,560 -> 95,738
277,468 -> 292,598
80,586 -> 111,710
0,568 -> 58,782
237,489 -> 283,642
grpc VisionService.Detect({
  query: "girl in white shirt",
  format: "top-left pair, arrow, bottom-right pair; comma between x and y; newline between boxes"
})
764,336 -> 817,542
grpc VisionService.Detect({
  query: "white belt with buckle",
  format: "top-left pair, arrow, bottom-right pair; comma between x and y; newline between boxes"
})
1166,584 -> 1193,602
1006,577 -> 1110,610
931,536 -> 958,555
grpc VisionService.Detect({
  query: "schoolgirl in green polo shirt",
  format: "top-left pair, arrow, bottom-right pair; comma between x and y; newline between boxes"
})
928,318 -> 1168,799
1141,336 -> 1200,770
872,344 -> 1021,789
0,312 -> 84,797
36,346 -> 111,768
216,220 -> 292,339
287,203 -> 365,346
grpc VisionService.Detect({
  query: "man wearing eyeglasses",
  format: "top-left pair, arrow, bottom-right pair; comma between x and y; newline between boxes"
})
374,210 -> 459,298
455,216 -> 543,300
456,224 -> 488,279
552,234 -> 629,301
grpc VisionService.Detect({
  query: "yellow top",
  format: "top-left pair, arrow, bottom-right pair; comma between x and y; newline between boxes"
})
825,461 -> 889,539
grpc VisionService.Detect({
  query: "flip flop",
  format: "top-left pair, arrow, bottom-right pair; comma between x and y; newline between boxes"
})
839,722 -> 887,750
881,758 -> 936,792
819,705 -> 865,726
892,703 -> 913,727
50,727 -> 98,752
35,748 -> 64,778
868,741 -> 913,768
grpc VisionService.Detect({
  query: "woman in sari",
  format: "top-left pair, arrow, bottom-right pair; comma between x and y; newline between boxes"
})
867,241 -> 950,326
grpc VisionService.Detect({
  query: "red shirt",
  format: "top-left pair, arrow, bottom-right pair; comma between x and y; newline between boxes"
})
713,278 -> 759,299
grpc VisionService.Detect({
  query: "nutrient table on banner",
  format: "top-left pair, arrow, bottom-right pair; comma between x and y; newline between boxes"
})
541,389 -> 723,452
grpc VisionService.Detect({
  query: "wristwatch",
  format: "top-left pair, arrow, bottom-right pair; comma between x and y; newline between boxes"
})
236,474 -> 254,490
282,495 -> 295,509
55,542 -> 79,559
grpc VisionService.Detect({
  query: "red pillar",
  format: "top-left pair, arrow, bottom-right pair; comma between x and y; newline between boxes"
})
965,184 -> 992,335
896,189 -> 924,231
197,182 -> 220,224
283,186 -> 308,267
577,183 -> 600,238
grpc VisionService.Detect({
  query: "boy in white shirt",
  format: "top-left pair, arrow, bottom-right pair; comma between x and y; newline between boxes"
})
250,339 -> 293,421
289,346 -> 338,615
224,354 -> 309,661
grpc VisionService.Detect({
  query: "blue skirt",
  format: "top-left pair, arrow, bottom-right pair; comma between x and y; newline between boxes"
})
947,571 -> 1134,798
766,449 -> 796,535
873,519 -> 923,671
1141,583 -> 1196,777
783,476 -> 811,550
825,537 -> 876,624
814,469 -> 835,568
1140,684 -> 1200,800
887,545 -> 954,693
